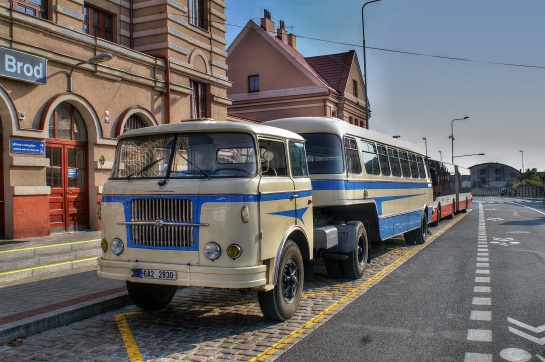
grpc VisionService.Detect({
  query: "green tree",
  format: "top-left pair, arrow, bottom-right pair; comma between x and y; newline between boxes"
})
514,168 -> 543,187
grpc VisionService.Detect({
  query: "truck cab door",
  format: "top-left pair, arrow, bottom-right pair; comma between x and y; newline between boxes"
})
258,138 -> 296,261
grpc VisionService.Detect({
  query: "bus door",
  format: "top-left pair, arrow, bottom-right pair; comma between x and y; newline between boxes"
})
258,138 -> 296,261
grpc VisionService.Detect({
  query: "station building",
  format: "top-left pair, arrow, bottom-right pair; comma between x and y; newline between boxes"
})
0,0 -> 230,239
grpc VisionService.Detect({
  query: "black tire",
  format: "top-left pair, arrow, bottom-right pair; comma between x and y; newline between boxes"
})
324,258 -> 345,279
447,202 -> 455,219
342,221 -> 369,279
258,240 -> 304,321
126,281 -> 177,310
404,212 -> 428,245
430,206 -> 440,227
413,212 -> 428,245
461,198 -> 468,213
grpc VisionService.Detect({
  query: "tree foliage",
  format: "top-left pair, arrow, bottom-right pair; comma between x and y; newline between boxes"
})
513,168 -> 543,188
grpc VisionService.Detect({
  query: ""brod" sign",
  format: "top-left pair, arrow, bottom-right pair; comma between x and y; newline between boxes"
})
0,47 -> 47,85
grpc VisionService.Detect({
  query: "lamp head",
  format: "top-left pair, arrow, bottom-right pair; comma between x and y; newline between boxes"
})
88,53 -> 113,64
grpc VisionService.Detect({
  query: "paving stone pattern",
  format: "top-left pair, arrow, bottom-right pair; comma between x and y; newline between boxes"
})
0,221 -> 456,362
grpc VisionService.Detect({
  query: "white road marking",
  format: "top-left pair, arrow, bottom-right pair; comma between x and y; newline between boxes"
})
474,286 -> 491,293
467,329 -> 492,342
508,318 -> 545,333
477,258 -> 489,262
471,311 -> 492,321
464,352 -> 493,362
475,277 -> 490,283
476,269 -> 490,274
472,297 -> 492,306
499,348 -> 532,362
476,263 -> 490,268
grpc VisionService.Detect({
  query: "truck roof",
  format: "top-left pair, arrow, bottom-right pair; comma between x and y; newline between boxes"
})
117,119 -> 306,142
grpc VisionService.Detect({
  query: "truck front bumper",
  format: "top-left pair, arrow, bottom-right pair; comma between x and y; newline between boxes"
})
97,258 -> 267,289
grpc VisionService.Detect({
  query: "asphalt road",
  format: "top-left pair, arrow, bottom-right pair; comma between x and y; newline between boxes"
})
278,197 -> 545,362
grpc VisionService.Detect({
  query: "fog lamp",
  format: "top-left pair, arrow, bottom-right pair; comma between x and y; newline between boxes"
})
110,238 -> 125,256
204,242 -> 221,261
226,244 -> 242,260
101,238 -> 108,252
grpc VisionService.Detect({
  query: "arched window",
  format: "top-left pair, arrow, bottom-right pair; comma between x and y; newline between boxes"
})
123,114 -> 147,132
48,103 -> 87,141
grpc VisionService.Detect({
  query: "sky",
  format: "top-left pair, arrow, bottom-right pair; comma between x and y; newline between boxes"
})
224,0 -> 545,172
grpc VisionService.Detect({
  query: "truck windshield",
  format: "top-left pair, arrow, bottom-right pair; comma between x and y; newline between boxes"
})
300,133 -> 344,174
111,133 -> 257,179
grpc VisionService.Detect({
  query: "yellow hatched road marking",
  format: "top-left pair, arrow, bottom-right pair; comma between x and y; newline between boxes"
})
0,257 -> 98,276
0,239 -> 100,254
115,313 -> 143,362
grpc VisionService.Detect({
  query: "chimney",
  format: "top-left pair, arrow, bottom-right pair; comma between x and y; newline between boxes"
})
261,9 -> 275,33
277,20 -> 288,42
288,33 -> 297,49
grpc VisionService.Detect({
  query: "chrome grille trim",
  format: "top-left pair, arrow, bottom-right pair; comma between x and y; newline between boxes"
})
128,198 -> 195,248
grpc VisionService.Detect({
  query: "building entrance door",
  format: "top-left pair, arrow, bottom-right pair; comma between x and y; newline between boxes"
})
46,102 -> 89,232
46,143 -> 88,232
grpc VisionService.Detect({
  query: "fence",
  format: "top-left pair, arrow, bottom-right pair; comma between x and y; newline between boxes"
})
471,186 -> 545,198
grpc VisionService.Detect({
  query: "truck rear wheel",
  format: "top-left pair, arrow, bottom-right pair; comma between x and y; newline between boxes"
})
126,281 -> 177,310
342,221 -> 369,279
258,240 -> 304,321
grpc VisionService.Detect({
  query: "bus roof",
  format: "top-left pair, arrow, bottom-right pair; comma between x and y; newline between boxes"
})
265,117 -> 426,156
117,119 -> 306,142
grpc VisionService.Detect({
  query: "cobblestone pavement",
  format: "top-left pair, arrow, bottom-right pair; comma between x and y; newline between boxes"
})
0,215 -> 467,362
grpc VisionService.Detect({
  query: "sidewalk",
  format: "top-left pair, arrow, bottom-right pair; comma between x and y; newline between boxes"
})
0,231 -> 131,345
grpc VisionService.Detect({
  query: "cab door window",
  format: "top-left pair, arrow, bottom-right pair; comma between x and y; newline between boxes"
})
259,139 -> 287,177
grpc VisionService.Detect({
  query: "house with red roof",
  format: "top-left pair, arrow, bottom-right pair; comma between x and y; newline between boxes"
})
227,10 -> 369,128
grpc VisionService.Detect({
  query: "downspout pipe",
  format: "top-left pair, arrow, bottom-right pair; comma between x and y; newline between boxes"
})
156,55 -> 171,124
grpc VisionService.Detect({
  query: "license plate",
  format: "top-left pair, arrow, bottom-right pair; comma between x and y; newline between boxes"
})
138,269 -> 177,280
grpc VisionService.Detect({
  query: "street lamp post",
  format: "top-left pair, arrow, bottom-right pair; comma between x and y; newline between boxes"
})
449,116 -> 469,164
519,150 -> 524,181
438,150 -> 442,162
67,53 -> 114,92
422,137 -> 428,159
362,0 -> 382,128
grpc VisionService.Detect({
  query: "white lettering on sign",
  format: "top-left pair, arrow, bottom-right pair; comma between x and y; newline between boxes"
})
5,54 -> 44,79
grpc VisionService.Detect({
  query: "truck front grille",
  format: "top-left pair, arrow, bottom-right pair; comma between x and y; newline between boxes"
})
130,198 -> 194,248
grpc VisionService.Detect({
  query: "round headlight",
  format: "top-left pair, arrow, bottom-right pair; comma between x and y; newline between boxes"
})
241,205 -> 249,223
204,242 -> 221,261
226,244 -> 242,260
110,238 -> 125,256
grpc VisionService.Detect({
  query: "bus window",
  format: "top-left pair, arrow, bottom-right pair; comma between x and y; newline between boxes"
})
360,140 -> 380,175
388,148 -> 402,177
377,145 -> 391,176
408,153 -> 419,178
300,133 -> 344,174
289,141 -> 309,177
399,151 -> 411,178
344,137 -> 362,174
417,156 -> 427,179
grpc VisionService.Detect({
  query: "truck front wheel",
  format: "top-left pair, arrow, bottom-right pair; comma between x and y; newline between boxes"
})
126,281 -> 177,310
258,240 -> 304,321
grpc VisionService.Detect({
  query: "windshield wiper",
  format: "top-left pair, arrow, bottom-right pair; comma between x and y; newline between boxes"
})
127,158 -> 164,179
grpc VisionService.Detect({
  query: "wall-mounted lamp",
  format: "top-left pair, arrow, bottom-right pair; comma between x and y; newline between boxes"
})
67,53 -> 114,92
